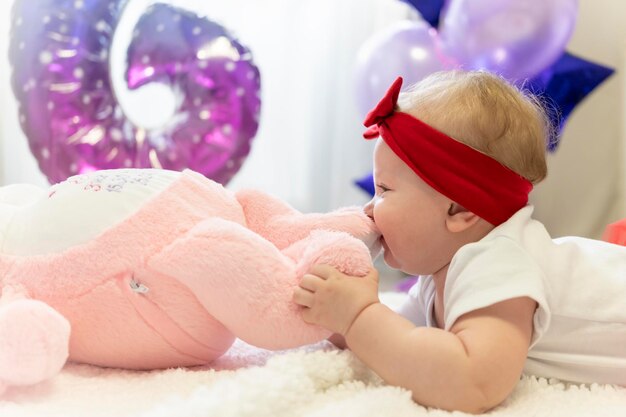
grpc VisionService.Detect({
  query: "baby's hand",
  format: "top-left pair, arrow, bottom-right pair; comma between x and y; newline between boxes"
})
292,264 -> 380,336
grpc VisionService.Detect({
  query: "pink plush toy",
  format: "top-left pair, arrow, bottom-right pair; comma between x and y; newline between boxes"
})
0,169 -> 380,394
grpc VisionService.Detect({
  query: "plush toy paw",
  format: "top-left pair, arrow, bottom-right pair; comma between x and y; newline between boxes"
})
333,206 -> 382,257
287,230 -> 374,278
0,299 -> 70,389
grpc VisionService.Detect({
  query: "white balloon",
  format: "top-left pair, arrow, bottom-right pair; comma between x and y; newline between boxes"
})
354,20 -> 448,118
439,0 -> 579,81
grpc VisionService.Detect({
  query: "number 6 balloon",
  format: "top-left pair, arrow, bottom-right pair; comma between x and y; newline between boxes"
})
9,0 -> 261,184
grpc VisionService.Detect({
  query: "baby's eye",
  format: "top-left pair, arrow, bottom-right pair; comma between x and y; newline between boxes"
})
376,184 -> 390,193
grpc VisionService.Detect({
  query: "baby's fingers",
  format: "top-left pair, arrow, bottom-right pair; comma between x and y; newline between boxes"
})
293,287 -> 314,308
299,274 -> 323,291
309,264 -> 340,279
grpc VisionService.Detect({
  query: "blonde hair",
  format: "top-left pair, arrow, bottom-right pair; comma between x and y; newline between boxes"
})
397,70 -> 551,184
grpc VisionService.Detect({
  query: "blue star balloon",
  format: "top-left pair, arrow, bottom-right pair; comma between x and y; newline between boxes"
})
355,173 -> 375,197
526,52 -> 614,151
401,0 -> 444,27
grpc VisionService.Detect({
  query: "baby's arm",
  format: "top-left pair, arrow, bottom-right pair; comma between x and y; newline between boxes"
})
346,297 -> 535,413
294,266 -> 535,413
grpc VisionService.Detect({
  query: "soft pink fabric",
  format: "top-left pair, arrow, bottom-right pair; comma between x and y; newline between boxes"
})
0,170 -> 379,392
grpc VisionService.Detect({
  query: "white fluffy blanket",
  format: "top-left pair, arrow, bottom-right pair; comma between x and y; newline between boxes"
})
2,294 -> 626,417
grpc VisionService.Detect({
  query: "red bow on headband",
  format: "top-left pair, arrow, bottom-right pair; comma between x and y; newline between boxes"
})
363,77 -> 403,136
361,77 -> 533,226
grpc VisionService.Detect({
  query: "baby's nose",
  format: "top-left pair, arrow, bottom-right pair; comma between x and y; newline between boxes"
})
363,199 -> 375,221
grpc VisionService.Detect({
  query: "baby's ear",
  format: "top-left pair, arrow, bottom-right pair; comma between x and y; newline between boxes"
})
445,203 -> 481,233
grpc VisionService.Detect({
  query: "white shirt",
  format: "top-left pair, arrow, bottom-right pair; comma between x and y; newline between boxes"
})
398,205 -> 626,386
0,169 -> 181,255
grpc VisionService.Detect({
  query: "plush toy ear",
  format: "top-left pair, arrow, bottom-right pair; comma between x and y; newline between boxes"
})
445,203 -> 482,233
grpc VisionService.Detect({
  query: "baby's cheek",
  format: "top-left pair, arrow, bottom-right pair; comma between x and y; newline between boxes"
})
382,248 -> 402,270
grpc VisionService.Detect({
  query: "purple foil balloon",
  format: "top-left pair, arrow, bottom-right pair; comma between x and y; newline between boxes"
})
439,0 -> 578,82
9,0 -> 261,184
354,20 -> 448,118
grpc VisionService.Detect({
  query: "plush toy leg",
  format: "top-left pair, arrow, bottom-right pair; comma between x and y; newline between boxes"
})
0,286 -> 70,394
148,218 -> 371,350
281,229 -> 373,278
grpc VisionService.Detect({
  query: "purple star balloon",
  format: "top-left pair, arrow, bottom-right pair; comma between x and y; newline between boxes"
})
10,0 -> 261,184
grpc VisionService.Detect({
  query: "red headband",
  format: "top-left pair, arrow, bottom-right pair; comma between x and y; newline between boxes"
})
363,77 -> 533,226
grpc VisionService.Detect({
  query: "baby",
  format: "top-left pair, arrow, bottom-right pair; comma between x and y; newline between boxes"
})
293,71 -> 626,413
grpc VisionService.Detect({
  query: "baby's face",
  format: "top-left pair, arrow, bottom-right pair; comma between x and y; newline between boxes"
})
364,139 -> 453,276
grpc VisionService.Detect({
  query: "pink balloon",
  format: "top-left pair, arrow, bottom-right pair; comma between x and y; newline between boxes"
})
354,20 -> 449,118
439,0 -> 578,81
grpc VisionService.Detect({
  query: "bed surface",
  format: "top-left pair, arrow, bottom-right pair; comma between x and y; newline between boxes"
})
2,293 -> 625,417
